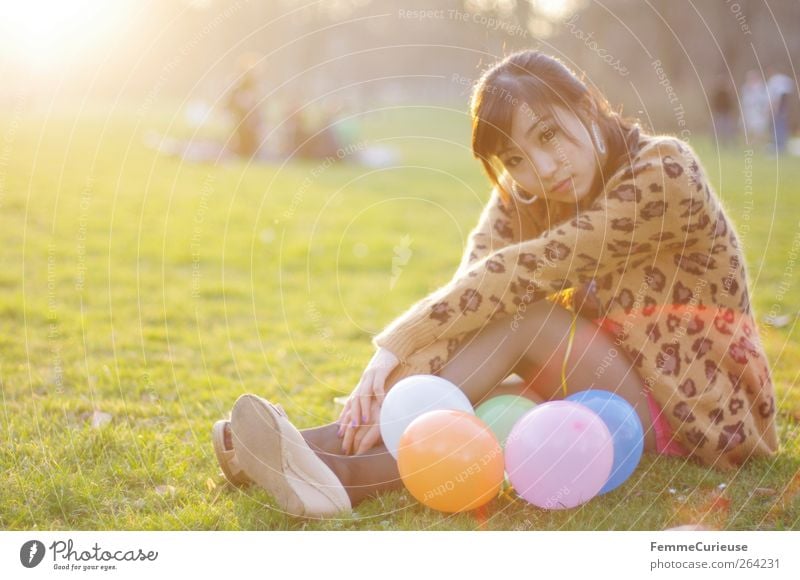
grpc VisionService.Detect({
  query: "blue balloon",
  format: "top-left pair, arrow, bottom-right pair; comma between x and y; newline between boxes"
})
565,389 -> 644,494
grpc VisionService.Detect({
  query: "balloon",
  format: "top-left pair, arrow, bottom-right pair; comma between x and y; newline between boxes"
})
398,410 -> 504,513
475,395 -> 536,448
505,401 -> 613,510
566,389 -> 644,494
380,375 -> 474,459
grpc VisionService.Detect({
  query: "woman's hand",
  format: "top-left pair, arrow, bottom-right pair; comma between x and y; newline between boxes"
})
337,347 -> 400,454
340,397 -> 383,456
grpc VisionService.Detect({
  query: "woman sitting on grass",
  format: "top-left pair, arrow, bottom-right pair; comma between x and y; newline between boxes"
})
212,50 -> 779,518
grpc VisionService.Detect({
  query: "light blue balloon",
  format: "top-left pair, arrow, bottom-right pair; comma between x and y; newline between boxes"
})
566,389 -> 644,494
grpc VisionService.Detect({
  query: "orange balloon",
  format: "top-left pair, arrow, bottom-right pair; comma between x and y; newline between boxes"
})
397,409 -> 504,513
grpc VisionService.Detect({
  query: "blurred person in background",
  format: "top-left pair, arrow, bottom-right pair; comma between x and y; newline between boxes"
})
225,52 -> 267,160
740,70 -> 770,147
710,78 -> 736,149
766,64 -> 794,155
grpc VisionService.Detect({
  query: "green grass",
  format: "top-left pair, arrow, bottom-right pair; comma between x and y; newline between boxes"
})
1,103 -> 798,530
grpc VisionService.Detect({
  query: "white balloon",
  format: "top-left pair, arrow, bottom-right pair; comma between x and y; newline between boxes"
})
379,374 -> 474,458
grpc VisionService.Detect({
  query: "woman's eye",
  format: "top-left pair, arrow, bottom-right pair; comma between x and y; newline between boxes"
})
504,155 -> 523,168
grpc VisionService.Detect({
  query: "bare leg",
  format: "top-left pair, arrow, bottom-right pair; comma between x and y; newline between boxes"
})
312,440 -> 403,507
298,299 -> 656,507
438,299 -> 656,452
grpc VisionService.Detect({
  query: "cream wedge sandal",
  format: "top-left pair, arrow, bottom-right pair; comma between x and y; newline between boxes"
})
212,419 -> 252,486
230,394 -> 352,518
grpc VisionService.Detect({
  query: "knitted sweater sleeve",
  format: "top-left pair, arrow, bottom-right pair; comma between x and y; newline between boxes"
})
453,186 -> 525,278
373,138 -> 701,362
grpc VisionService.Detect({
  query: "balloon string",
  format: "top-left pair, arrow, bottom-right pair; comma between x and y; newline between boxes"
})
561,308 -> 578,398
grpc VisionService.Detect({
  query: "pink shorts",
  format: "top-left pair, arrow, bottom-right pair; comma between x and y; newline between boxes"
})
645,391 -> 689,457
593,316 -> 688,457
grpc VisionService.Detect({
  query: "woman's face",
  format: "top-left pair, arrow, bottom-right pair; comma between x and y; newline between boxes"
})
497,103 -> 602,204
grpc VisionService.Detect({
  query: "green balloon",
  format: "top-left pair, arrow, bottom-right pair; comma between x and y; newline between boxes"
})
475,395 -> 537,447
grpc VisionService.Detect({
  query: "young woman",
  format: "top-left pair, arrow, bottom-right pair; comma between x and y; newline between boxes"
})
212,50 -> 779,518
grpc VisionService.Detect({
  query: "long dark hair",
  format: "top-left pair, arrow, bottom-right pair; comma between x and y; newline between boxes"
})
470,50 -> 643,205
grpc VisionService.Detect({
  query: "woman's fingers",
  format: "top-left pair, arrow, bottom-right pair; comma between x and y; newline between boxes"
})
343,399 -> 384,454
352,420 -> 374,454
354,399 -> 382,453
352,423 -> 366,452
352,369 -> 377,427
337,407 -> 350,438
349,393 -> 362,431
353,372 -> 374,427
341,421 -> 357,454
354,424 -> 381,456
337,399 -> 351,429
365,364 -> 393,422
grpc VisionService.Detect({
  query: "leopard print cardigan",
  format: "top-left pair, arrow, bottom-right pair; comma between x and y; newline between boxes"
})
373,134 -> 779,470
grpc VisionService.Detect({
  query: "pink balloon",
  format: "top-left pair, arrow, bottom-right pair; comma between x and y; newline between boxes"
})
505,401 -> 613,510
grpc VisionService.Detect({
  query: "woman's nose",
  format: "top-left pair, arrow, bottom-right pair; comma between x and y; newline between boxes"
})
529,150 -> 559,179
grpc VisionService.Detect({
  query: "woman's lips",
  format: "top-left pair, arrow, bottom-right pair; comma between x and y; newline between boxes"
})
550,177 -> 571,194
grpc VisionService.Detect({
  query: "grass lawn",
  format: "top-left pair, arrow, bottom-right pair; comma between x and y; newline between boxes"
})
1,103 -> 798,530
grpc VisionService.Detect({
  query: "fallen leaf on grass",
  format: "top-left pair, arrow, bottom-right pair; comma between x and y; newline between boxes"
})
155,485 -> 176,497
669,485 -> 731,530
472,504 -> 489,530
765,468 -> 800,524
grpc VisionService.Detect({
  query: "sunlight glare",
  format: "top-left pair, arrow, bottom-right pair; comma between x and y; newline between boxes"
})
0,0 -> 133,70
533,0 -> 573,21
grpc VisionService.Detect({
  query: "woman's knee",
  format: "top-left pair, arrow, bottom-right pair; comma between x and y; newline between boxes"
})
512,299 -> 576,347
514,297 -> 565,324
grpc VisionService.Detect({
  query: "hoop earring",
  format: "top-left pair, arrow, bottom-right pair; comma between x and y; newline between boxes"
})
511,182 -> 537,205
591,121 -> 606,155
